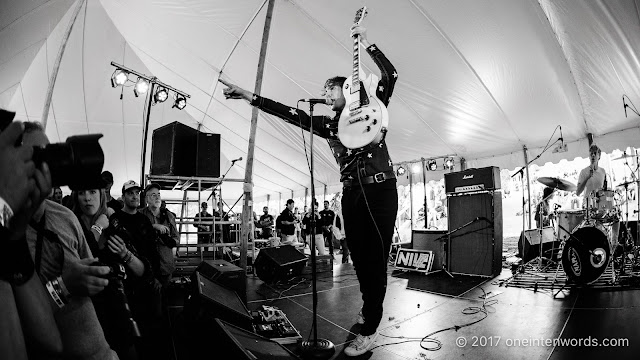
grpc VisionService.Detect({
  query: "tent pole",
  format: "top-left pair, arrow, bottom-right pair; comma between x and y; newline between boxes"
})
240,0 -> 275,271
422,158 -> 427,229
41,0 -> 87,129
140,82 -> 155,186
523,145 -> 532,229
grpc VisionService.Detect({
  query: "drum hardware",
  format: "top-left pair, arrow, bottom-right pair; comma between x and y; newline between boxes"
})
537,177 -> 577,192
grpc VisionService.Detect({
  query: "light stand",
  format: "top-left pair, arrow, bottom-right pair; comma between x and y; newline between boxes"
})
298,102 -> 335,359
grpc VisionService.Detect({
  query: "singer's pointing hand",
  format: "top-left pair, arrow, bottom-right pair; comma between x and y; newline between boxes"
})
218,78 -> 252,101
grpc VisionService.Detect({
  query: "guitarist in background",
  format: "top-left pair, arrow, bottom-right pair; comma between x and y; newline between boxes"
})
220,24 -> 398,357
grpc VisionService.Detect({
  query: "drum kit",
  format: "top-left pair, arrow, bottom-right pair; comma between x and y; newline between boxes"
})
526,175 -> 640,285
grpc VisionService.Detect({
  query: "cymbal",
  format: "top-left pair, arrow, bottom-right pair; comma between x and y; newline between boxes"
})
613,153 -> 639,160
617,180 -> 640,188
537,177 -> 577,191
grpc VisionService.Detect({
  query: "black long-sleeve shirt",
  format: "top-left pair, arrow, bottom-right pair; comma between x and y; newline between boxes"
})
250,44 -> 398,182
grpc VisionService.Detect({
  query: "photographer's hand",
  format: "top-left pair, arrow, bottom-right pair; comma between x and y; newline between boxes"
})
95,214 -> 109,230
152,224 -> 169,234
61,258 -> 110,296
0,121 -> 35,215
107,234 -> 128,259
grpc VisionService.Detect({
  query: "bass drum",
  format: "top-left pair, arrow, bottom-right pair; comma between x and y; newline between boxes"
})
561,225 -> 610,284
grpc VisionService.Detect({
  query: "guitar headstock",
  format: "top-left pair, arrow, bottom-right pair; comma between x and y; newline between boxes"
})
354,6 -> 368,26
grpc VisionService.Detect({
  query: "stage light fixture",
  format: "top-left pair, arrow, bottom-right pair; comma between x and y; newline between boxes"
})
133,78 -> 150,97
427,159 -> 438,171
396,166 -> 406,176
173,95 -> 187,110
411,163 -> 422,174
154,87 -> 169,103
111,69 -> 128,87
444,157 -> 455,170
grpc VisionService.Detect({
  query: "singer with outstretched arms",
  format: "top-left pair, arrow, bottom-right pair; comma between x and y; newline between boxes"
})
219,25 -> 398,357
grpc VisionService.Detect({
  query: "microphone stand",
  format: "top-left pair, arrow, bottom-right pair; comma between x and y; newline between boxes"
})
298,102 -> 335,359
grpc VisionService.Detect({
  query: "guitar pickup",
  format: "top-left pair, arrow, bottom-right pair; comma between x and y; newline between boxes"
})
348,117 -> 365,124
349,109 -> 362,117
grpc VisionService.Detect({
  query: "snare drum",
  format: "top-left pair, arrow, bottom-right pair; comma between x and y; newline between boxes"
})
587,190 -> 616,220
557,210 -> 585,241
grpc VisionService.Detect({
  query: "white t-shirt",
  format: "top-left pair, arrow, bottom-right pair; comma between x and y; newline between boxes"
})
577,166 -> 606,201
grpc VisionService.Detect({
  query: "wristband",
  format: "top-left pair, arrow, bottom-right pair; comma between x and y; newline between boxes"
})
55,276 -> 71,301
45,280 -> 65,308
91,224 -> 103,235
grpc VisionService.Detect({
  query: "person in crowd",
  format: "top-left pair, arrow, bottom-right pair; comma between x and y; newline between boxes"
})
257,206 -> 274,240
300,205 -> 309,247
220,24 -> 398,356
1,117 -> 64,359
110,180 -> 162,359
101,171 -> 123,211
278,199 -> 299,245
535,187 -> 555,229
49,186 -> 63,204
320,200 -> 337,257
194,202 -> 212,253
294,207 -> 303,243
21,121 -> 118,359
71,187 -> 140,360
302,200 -> 326,256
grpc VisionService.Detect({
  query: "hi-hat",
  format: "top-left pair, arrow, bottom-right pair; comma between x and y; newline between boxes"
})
537,177 -> 577,191
613,153 -> 639,160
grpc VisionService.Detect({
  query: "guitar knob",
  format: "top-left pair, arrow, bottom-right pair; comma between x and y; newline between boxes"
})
365,115 -> 370,120
372,119 -> 377,125
366,126 -> 371,132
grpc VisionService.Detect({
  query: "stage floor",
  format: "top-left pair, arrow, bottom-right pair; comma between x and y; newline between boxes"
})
167,257 -> 640,359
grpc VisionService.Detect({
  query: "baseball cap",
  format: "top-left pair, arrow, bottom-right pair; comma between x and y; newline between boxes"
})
122,180 -> 142,193
144,183 -> 161,193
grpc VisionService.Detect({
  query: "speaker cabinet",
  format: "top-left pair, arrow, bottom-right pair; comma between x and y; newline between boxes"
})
447,191 -> 503,277
411,230 -> 447,272
196,260 -> 246,303
214,319 -> 301,359
196,132 -> 220,177
518,227 -> 560,263
254,245 -> 307,284
150,121 -> 197,176
186,272 -> 252,330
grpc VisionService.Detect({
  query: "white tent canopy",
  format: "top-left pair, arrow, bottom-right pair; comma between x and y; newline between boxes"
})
1,0 -> 639,202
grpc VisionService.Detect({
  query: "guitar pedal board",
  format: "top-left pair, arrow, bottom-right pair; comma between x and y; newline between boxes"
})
252,305 -> 302,344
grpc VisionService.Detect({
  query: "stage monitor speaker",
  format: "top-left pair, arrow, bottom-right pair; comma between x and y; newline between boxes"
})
254,245 -> 307,284
447,191 -> 503,276
186,272 -> 252,331
195,259 -> 246,303
411,230 -> 446,272
214,319 -> 301,360
518,227 -> 560,263
150,121 -> 197,176
196,132 -> 220,177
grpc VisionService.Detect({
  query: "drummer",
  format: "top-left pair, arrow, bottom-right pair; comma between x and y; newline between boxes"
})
535,187 -> 556,228
576,144 -> 608,203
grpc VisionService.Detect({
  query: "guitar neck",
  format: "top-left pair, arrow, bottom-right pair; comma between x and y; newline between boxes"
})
351,35 -> 361,94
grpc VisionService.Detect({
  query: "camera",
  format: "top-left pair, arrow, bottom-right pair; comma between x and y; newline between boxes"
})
91,261 -> 127,282
1,109 -> 105,191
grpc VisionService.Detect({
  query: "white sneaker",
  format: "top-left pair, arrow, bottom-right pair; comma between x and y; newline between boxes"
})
356,308 -> 365,324
344,332 -> 378,357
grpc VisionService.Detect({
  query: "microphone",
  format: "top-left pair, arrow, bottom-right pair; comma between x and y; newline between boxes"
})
624,96 -> 628,118
299,98 -> 329,104
231,157 -> 243,163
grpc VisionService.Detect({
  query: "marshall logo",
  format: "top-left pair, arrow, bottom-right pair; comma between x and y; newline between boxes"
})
394,249 -> 434,273
463,174 -> 474,180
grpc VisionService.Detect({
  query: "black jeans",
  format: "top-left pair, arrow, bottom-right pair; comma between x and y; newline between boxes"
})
342,179 -> 398,336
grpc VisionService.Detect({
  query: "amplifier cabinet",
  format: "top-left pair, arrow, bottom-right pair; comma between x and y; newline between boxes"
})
447,191 -> 503,277
445,167 -> 501,194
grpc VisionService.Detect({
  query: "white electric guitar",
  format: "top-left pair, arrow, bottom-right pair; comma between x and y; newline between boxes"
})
338,6 -> 389,149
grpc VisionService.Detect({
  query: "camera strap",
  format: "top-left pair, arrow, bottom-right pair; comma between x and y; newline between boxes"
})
29,211 -> 64,277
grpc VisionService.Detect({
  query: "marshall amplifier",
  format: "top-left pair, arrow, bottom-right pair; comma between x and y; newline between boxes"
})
445,167 -> 501,194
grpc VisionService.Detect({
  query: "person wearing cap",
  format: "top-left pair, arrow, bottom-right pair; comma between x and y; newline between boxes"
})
140,183 -> 177,287
101,171 -> 122,211
109,180 -> 160,358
